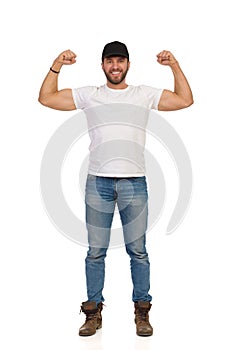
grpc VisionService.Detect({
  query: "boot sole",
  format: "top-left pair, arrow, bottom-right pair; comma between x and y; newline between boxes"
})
136,332 -> 153,337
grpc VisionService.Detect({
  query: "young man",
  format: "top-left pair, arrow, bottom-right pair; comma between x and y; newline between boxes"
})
39,41 -> 193,337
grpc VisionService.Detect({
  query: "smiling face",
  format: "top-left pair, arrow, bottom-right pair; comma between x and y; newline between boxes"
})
102,56 -> 130,89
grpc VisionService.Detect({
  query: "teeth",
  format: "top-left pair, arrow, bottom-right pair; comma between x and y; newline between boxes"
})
112,71 -> 120,75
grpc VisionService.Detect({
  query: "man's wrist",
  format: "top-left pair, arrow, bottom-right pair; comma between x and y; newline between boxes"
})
169,60 -> 180,71
50,67 -> 60,74
51,60 -> 63,73
170,60 -> 178,66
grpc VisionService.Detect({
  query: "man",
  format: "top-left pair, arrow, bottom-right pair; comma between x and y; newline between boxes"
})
38,41 -> 193,337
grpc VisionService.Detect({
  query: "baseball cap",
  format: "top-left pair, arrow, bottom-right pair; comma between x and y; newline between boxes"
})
102,41 -> 129,62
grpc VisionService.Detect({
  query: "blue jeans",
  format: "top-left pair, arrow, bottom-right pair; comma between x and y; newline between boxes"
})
85,174 -> 152,304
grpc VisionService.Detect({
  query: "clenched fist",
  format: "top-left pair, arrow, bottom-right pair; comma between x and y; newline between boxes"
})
156,50 -> 177,66
51,50 -> 77,72
55,50 -> 77,65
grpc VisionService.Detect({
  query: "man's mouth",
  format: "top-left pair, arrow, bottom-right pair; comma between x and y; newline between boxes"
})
111,71 -> 121,76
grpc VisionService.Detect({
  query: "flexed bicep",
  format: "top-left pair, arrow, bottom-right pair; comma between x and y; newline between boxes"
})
40,88 -> 76,111
158,89 -> 189,111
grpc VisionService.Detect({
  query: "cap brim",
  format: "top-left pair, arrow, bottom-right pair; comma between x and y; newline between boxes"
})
104,53 -> 128,58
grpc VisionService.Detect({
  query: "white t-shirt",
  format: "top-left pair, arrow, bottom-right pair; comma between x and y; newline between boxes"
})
72,84 -> 163,177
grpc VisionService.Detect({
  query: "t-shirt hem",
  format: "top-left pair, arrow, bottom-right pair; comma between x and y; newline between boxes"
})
88,170 -> 145,177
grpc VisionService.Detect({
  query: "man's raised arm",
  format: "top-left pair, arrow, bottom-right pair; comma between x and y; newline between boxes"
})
38,50 -> 77,111
157,50 -> 194,111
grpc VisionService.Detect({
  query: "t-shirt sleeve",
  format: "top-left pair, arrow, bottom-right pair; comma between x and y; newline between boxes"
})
71,86 -> 97,109
140,85 -> 164,110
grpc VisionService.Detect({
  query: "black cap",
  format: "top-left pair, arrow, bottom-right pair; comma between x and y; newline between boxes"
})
102,41 -> 129,62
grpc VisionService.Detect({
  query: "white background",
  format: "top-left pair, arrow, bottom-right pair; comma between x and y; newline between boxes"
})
1,0 -> 233,349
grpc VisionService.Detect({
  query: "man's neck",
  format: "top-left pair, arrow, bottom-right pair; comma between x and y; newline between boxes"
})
106,81 -> 128,90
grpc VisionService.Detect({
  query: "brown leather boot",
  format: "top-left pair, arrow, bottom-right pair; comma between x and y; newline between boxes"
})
134,301 -> 153,336
79,301 -> 103,336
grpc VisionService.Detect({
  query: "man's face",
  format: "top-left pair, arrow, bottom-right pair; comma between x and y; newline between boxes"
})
102,56 -> 130,85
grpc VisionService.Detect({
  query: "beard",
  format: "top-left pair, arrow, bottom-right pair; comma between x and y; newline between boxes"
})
103,67 -> 129,85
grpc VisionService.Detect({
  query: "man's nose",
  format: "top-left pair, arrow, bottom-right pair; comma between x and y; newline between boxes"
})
112,61 -> 119,69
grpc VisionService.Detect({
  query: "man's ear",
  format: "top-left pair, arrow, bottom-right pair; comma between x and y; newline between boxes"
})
127,61 -> 131,70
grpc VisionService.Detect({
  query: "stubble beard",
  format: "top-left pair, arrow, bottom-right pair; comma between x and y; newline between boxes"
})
103,68 -> 129,86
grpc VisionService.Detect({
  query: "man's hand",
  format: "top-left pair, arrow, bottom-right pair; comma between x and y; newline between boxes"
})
156,50 -> 177,66
53,50 -> 76,65
51,50 -> 77,72
54,50 -> 77,65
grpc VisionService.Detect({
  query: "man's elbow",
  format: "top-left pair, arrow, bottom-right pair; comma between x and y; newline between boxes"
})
38,94 -> 52,108
183,97 -> 194,109
38,95 -> 47,106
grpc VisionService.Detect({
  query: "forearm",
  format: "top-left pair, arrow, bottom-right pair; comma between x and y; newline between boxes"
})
170,62 -> 193,106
